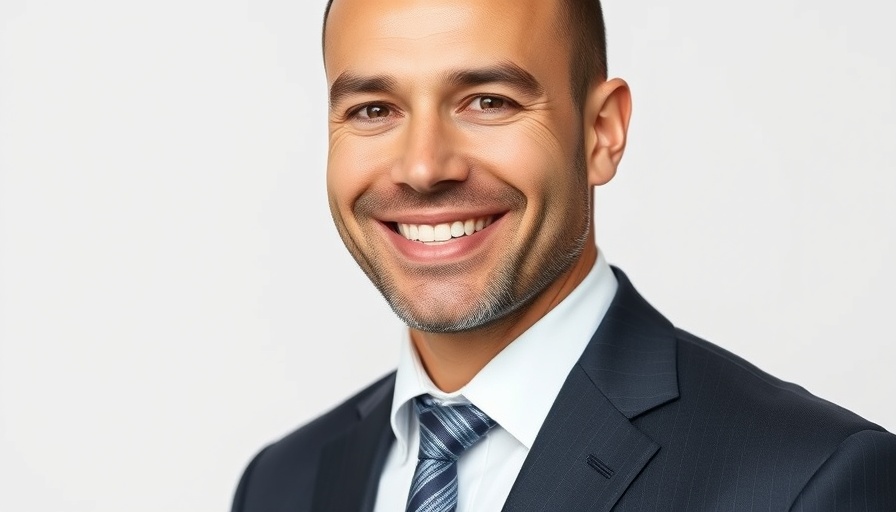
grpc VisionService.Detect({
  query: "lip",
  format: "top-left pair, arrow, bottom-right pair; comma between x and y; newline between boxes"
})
376,213 -> 506,264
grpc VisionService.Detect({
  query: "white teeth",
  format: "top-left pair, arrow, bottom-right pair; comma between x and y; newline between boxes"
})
434,224 -> 452,242
397,216 -> 495,243
418,225 -> 435,242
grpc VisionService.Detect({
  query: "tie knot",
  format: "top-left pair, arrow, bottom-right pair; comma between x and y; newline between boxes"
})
414,395 -> 497,462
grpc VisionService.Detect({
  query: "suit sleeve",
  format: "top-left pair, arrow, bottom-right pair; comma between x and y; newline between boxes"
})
790,429 -> 896,511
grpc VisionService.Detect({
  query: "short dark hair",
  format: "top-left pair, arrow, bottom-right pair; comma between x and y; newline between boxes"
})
322,0 -> 607,107
560,0 -> 607,107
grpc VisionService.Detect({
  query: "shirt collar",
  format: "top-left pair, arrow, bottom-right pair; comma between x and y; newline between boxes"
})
389,251 -> 619,461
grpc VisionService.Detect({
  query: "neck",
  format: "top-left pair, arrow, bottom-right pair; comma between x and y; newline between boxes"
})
410,241 -> 598,393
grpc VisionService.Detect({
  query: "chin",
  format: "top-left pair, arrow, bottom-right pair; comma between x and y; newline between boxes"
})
391,301 -> 487,333
388,286 -> 531,334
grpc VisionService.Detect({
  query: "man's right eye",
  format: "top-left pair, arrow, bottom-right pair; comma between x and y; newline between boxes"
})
353,104 -> 392,121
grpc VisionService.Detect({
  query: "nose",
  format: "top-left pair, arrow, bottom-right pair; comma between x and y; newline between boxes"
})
391,113 -> 468,193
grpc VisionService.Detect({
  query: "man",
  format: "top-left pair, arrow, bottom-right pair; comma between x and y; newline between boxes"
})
232,0 -> 896,510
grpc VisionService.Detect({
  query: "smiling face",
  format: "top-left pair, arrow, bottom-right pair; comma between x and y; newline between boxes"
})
324,0 -> 598,333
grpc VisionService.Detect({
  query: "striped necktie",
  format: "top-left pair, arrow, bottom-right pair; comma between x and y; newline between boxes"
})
405,395 -> 497,512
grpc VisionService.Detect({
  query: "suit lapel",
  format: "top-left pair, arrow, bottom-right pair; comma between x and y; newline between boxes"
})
501,366 -> 660,512
311,375 -> 395,512
502,268 -> 679,512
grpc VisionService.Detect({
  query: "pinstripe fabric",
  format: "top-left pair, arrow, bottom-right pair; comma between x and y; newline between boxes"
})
232,268 -> 896,512
405,395 -> 497,512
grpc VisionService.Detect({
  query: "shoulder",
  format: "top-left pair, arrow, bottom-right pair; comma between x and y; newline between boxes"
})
789,427 -> 896,510
674,328 -> 882,438
230,372 -> 396,512
656,329 -> 896,508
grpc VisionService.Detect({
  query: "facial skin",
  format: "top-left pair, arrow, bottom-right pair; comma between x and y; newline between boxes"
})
324,0 -> 631,391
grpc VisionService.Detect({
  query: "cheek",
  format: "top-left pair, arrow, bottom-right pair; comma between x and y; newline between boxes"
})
326,134 -> 390,213
464,121 -> 575,198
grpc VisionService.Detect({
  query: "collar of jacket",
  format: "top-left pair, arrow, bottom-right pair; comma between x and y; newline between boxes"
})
311,266 -> 679,512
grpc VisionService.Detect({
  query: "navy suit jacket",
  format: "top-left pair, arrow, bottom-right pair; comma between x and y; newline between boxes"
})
232,269 -> 896,511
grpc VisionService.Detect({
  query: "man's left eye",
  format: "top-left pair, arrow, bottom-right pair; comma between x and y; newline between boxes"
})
470,96 -> 508,111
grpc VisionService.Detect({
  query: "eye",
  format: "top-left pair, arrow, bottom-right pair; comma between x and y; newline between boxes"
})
468,95 -> 508,111
352,104 -> 393,121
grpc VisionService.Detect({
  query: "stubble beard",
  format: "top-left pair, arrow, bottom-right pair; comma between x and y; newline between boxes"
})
386,218 -> 590,334
340,150 -> 591,334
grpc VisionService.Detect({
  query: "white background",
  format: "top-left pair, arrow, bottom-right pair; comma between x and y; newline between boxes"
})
1,0 -> 894,510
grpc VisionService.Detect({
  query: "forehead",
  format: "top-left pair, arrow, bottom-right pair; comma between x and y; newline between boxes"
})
324,0 -> 567,84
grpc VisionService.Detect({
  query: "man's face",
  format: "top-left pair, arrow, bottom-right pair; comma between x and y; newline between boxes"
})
324,0 -> 593,332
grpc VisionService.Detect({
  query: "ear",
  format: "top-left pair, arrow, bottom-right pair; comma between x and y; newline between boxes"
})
582,78 -> 632,186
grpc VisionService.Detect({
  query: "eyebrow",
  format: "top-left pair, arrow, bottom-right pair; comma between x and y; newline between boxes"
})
328,62 -> 544,109
329,74 -> 399,109
445,62 -> 544,98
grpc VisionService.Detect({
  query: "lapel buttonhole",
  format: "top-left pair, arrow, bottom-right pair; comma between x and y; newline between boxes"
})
586,454 -> 614,479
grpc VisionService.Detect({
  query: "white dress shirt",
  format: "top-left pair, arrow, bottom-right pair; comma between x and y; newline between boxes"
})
373,251 -> 619,512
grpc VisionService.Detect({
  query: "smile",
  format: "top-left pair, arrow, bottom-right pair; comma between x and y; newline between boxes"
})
395,216 -> 495,244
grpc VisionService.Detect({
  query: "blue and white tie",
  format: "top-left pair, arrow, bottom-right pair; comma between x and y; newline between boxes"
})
405,395 -> 497,512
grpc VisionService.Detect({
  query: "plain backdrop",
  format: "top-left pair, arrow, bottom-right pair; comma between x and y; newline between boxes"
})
1,0 -> 894,510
